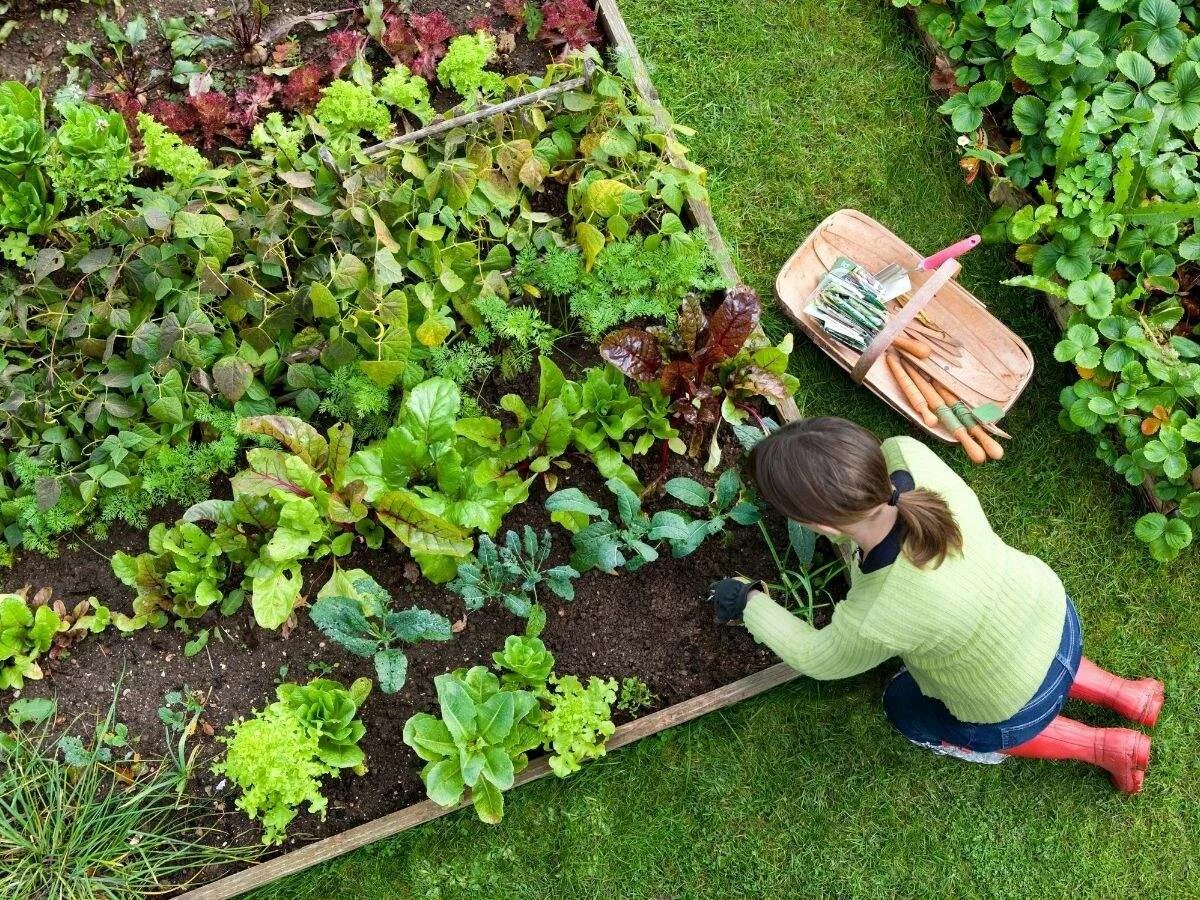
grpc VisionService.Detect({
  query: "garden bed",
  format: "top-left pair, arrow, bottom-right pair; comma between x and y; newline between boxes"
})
0,0 -> 816,895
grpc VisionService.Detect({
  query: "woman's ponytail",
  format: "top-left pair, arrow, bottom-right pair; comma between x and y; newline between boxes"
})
894,489 -> 962,569
752,417 -> 963,570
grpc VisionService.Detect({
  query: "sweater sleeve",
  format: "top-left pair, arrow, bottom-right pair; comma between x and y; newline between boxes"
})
741,590 -> 896,680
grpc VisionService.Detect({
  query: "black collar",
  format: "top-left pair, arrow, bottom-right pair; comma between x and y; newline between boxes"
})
858,469 -> 915,574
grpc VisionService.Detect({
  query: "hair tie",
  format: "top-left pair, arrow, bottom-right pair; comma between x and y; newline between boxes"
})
888,487 -> 901,507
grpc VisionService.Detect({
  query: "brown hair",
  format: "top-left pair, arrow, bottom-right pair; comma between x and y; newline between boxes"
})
750,417 -> 962,569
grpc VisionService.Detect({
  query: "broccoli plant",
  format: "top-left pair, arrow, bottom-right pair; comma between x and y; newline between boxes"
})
309,570 -> 453,693
402,666 -> 542,824
449,526 -> 579,618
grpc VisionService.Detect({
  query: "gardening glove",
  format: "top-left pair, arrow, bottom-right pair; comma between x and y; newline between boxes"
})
710,577 -> 765,625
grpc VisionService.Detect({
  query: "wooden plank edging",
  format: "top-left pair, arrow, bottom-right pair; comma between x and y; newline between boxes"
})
175,663 -> 799,900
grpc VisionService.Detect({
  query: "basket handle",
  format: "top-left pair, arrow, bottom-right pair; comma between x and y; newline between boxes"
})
850,259 -> 961,384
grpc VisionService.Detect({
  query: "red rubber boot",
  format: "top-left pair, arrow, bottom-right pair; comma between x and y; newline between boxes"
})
1006,716 -> 1150,794
1069,657 -> 1165,727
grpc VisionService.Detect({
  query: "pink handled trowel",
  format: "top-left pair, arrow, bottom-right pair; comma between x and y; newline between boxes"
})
875,234 -> 981,301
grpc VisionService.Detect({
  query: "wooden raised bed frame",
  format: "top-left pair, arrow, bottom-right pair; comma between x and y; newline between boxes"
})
177,3 -> 800,897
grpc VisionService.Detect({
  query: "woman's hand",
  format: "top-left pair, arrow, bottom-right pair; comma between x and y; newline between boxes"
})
709,577 -> 765,624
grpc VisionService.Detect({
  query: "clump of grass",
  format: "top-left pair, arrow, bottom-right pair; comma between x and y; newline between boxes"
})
0,698 -> 259,899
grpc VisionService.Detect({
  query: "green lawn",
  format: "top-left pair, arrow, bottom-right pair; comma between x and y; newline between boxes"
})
254,1 -> 1200,896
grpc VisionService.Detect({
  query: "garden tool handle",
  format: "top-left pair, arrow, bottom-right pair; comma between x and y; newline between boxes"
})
931,381 -> 1005,461
919,235 -> 981,271
899,359 -> 987,464
887,351 -> 938,428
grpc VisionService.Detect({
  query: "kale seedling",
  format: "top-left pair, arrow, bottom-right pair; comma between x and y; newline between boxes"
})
449,526 -> 579,618
309,571 -> 453,694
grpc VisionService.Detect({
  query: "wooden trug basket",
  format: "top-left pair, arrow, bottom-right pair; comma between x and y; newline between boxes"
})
775,208 -> 1035,442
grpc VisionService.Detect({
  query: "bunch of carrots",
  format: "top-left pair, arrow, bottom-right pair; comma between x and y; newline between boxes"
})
884,347 -> 1004,465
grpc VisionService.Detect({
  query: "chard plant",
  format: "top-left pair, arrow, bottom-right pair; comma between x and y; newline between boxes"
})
309,570 -> 453,693
601,288 -> 798,467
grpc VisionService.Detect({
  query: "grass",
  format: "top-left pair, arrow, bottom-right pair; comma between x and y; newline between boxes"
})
254,0 -> 1200,896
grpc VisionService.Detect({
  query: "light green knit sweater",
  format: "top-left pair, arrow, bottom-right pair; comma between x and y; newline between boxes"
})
744,435 -> 1066,724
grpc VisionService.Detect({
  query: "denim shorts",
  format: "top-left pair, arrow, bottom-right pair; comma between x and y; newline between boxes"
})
882,597 -> 1082,753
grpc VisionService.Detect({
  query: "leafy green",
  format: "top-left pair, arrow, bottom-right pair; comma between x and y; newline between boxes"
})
110,521 -> 230,630
449,525 -> 578,618
309,571 -> 453,693
51,101 -> 132,206
213,675 -> 371,845
402,666 -> 542,823
0,591 -> 62,691
540,674 -> 617,777
314,79 -> 392,139
437,32 -> 505,103
137,113 -> 208,184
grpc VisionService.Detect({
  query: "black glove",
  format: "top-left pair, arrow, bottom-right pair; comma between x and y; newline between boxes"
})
710,577 -> 764,624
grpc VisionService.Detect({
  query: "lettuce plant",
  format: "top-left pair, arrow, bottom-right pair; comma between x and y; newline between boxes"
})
50,102 -> 130,205
540,674 -> 616,777
436,32 -> 504,103
314,79 -> 392,139
137,113 -> 208,184
111,521 -> 230,630
309,570 -> 453,693
492,607 -> 554,692
402,666 -> 542,824
449,526 -> 579,618
378,64 -> 435,124
276,676 -> 372,771
0,81 -> 59,244
0,591 -> 63,691
214,675 -> 371,845
213,706 -> 331,845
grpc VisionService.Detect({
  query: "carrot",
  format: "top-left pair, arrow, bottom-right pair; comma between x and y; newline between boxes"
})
900,359 -> 987,465
891,334 -> 933,360
887,351 -> 937,427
